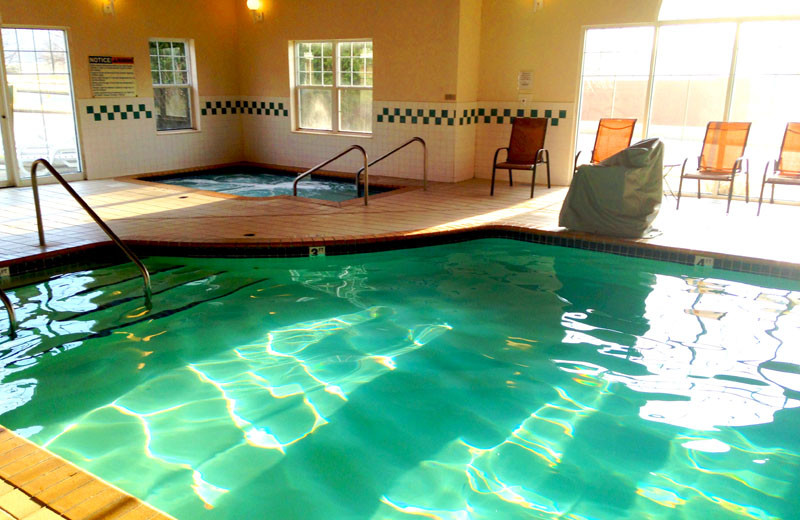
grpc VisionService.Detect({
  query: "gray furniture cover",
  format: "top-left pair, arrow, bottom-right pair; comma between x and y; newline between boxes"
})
559,137 -> 663,238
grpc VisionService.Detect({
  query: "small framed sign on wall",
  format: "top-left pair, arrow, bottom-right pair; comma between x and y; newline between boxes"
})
89,56 -> 136,97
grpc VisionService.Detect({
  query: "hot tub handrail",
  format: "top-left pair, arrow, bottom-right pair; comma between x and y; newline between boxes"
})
30,159 -> 152,306
293,145 -> 370,205
0,288 -> 17,338
356,137 -> 427,196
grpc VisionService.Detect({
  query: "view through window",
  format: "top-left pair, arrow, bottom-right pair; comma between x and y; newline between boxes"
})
294,40 -> 373,134
149,39 -> 194,132
1,27 -> 81,179
577,17 -> 800,202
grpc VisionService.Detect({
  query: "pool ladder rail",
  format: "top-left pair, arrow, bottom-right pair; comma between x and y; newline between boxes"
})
356,137 -> 427,197
29,159 -> 153,307
0,287 -> 17,338
293,145 -> 370,205
292,138 -> 428,205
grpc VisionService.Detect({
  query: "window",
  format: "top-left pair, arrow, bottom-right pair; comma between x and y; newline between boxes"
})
576,27 -> 653,156
149,39 -> 194,131
2,28 -> 82,179
648,23 -> 736,164
576,16 -> 800,203
293,40 -> 373,134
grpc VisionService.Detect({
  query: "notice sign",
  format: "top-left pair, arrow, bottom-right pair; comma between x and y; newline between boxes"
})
89,56 -> 136,98
518,70 -> 533,92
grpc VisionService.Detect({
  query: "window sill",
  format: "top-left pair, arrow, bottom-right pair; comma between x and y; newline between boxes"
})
291,129 -> 373,139
156,128 -> 201,136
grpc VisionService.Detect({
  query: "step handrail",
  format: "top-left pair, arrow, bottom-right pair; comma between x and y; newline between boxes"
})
356,137 -> 427,196
0,287 -> 17,337
293,145 -> 370,205
30,159 -> 152,306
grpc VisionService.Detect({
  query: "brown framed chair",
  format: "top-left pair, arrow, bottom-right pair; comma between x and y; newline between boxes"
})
676,121 -> 751,214
490,117 -> 550,198
574,118 -> 637,171
758,122 -> 800,215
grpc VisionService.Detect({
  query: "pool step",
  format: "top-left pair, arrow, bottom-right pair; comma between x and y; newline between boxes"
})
0,267 -> 270,363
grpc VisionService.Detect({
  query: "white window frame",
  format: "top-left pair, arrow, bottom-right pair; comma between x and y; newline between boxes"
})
291,38 -> 373,135
149,37 -> 200,133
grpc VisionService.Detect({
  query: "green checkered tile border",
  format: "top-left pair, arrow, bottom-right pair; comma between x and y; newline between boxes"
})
377,108 -> 456,126
201,100 -> 288,117
86,104 -> 152,121
376,107 -> 568,126
464,108 -> 568,126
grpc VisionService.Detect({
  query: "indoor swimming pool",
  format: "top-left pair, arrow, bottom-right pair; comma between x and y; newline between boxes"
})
147,167 -> 394,201
1,239 -> 799,519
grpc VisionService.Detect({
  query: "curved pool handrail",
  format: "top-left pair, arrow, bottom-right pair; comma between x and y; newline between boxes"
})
0,287 -> 17,338
30,159 -> 152,306
356,137 -> 427,196
293,145 -> 370,205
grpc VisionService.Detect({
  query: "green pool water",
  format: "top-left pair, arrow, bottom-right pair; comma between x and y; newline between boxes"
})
1,239 -> 799,519
154,169 -> 392,201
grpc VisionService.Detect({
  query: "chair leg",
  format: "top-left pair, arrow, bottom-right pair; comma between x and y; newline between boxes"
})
508,169 -> 513,187
757,179 -> 767,216
770,184 -> 775,204
545,156 -> 551,189
697,179 -> 701,199
530,165 -> 537,198
745,170 -> 749,203
676,175 -> 685,209
726,175 -> 734,214
490,164 -> 497,196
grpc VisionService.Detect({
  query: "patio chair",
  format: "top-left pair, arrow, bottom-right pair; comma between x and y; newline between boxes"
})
758,122 -> 800,215
676,121 -> 751,214
490,117 -> 550,197
574,118 -> 637,171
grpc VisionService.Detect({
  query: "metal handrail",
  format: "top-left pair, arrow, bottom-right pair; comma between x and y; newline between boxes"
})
30,159 -> 152,306
293,145 -> 370,205
0,287 -> 17,337
356,137 -> 427,196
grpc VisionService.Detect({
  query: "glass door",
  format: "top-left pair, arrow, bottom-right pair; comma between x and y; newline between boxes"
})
0,27 -> 82,185
729,20 -> 800,201
576,27 -> 655,158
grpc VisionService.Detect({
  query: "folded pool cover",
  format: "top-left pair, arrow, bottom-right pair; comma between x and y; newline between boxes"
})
559,137 -> 663,238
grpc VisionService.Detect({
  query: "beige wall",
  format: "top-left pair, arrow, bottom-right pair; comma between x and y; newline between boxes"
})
235,0 -> 462,102
0,0 -> 240,98
478,0 -> 660,102
0,0 -> 669,108
456,0 -> 482,102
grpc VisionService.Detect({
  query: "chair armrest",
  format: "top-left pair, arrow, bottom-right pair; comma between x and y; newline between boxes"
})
733,156 -> 748,174
536,148 -> 547,163
493,147 -> 509,165
574,150 -> 582,171
762,160 -> 773,182
680,157 -> 689,175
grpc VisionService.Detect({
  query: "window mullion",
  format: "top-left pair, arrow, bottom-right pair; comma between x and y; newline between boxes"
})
332,41 -> 339,133
641,25 -> 658,140
722,21 -> 741,122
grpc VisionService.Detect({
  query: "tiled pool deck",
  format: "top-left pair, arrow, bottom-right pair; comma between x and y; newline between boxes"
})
0,172 -> 798,519
1,174 -> 798,275
0,428 -> 173,520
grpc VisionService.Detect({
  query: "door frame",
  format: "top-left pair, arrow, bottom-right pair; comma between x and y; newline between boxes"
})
0,22 -> 85,187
